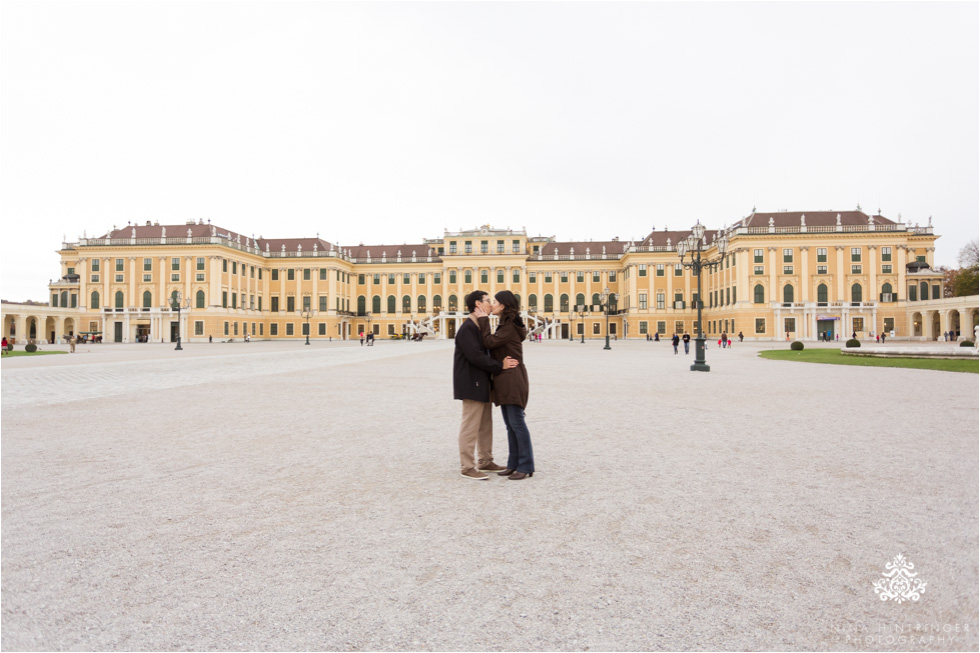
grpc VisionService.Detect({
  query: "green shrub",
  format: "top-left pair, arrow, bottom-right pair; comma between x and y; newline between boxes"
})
25,343 -> 37,353
4,343 -> 11,352
790,341 -> 804,351
961,340 -> 975,347
845,338 -> 861,348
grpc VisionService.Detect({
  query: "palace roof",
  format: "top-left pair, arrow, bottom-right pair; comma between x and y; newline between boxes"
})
735,210 -> 897,228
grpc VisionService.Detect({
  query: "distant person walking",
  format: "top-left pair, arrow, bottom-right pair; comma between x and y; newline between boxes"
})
476,290 -> 534,480
672,333 -> 680,354
69,335 -> 76,353
738,331 -> 744,342
721,332 -> 727,349
1,336 -> 7,355
683,332 -> 691,354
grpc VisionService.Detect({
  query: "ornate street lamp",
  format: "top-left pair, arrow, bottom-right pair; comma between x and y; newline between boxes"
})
576,304 -> 588,343
676,221 -> 729,372
599,286 -> 613,350
300,306 -> 313,345
166,291 -> 191,351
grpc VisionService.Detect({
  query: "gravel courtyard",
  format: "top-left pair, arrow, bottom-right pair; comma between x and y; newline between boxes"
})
2,339 -> 977,651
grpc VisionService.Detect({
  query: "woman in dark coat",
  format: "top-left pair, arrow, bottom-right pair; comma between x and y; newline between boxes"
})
476,289 -> 534,479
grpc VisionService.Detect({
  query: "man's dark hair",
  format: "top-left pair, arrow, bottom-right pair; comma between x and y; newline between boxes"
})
465,290 -> 489,313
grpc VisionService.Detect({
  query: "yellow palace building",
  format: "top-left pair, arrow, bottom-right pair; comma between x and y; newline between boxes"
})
4,209 -> 978,344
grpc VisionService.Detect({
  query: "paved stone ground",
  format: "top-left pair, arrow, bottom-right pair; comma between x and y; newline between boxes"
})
2,339 -> 977,651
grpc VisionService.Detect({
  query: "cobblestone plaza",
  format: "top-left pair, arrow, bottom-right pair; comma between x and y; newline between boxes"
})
2,340 -> 978,650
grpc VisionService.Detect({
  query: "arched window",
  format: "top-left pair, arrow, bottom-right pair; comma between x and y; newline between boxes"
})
608,293 -> 618,309
143,290 -> 153,308
882,282 -> 893,295
544,294 -> 553,312
560,294 -> 569,312
851,283 -> 863,304
448,294 -> 458,311
783,284 -> 794,304
171,290 -> 179,307
576,293 -> 585,310
817,283 -> 828,304
514,294 -> 521,308
528,294 -> 538,310
433,294 -> 442,309
91,291 -> 100,310
115,290 -> 125,308
357,296 -> 366,315
372,295 -> 381,314
417,295 -> 426,311
196,290 -> 206,308
61,291 -> 68,307
753,284 -> 765,304
920,282 -> 928,302
387,295 -> 396,313
592,293 -> 601,307
402,295 -> 411,312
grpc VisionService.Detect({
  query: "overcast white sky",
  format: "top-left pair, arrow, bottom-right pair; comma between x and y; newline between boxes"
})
1,1 -> 977,301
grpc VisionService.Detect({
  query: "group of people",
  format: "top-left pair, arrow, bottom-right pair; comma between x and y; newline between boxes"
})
453,290 -> 535,481
359,331 -> 375,346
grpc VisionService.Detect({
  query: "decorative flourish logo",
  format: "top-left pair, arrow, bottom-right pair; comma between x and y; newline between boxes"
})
873,554 -> 927,603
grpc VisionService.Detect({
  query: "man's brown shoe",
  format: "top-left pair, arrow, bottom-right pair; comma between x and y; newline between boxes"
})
460,468 -> 489,480
477,462 -> 507,472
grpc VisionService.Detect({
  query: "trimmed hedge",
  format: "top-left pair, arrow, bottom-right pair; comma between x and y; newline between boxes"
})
25,343 -> 37,353
790,341 -> 804,351
961,340 -> 975,347
846,338 -> 861,348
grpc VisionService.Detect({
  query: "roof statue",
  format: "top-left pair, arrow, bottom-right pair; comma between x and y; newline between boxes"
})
836,214 -> 842,225
187,228 -> 192,238
131,227 -> 136,237
800,214 -> 806,226
161,227 -> 166,238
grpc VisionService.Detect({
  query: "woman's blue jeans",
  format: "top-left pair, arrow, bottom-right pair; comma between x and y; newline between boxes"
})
500,404 -> 534,473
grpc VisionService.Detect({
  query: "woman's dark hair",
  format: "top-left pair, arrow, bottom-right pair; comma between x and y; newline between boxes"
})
494,290 -> 524,327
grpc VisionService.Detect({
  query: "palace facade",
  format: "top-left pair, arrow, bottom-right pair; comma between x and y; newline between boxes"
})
5,209 -> 978,344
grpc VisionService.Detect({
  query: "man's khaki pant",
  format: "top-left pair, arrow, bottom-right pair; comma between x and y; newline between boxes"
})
459,399 -> 494,471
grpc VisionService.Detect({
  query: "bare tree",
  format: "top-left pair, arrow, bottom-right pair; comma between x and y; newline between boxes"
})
958,238 -> 979,268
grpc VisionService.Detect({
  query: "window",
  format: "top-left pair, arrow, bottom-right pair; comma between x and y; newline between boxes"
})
419,273 -> 425,284
319,269 -> 327,281
196,290 -> 205,308
358,274 -> 365,285
576,271 -> 584,283
783,266 -> 793,275
318,323 -> 326,336
172,258 -> 182,271
272,269 -> 279,281
639,264 -> 647,277
464,241 -> 472,254
817,265 -> 828,275
303,269 -> 310,281
851,283 -> 863,304
513,270 -> 520,283
497,270 -> 504,283
593,322 -> 601,335
674,321 -> 684,334
783,285 -> 794,304
232,293 -> 237,309
271,296 -> 279,312
303,296 -> 311,311
481,271 -> 488,284
674,264 -> 683,276
783,249 -> 793,263
287,296 -> 296,312
403,295 -> 411,312
754,266 -> 764,275
544,294 -> 553,312
883,317 -> 895,333
116,259 -> 124,271
513,240 -> 520,253
404,274 -> 410,284
224,322 -> 230,336
656,293 -> 665,309
194,321 -> 204,336
785,318 -> 796,333
91,259 -> 100,272
434,273 -> 441,284
851,265 -> 862,274
320,296 -> 328,312
674,292 -> 684,309
196,273 -> 205,282
496,241 -> 504,253
433,295 -> 442,309
418,295 -> 427,311
560,272 -> 568,282
91,291 -> 100,309
545,273 -> 552,283
852,317 -> 864,333
481,240 -> 488,254
608,271 -> 616,282
881,247 -> 892,262
755,318 -> 766,334
753,284 -> 765,304
932,284 -> 941,299
528,294 -> 537,310
817,248 -> 827,262
286,323 -> 294,336
143,258 -> 152,271
916,255 -> 926,263
449,241 -> 457,254
115,290 -> 125,308
449,271 -> 457,284
593,271 -> 600,282
880,283 -> 893,303
91,274 -> 100,283
817,284 -> 828,304
388,295 -> 396,313
754,249 -> 763,263
851,247 -> 862,262
171,274 -> 180,282
881,264 -> 892,274
142,274 -> 152,282
115,274 -> 124,283
639,293 -> 647,310
464,270 -> 472,283
657,321 -> 666,335
560,294 -> 569,311
285,269 -> 294,281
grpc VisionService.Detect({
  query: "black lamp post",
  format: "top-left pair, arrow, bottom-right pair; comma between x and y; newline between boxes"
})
365,311 -> 373,343
600,287 -> 613,350
167,291 -> 191,351
676,221 -> 729,372
576,304 -> 588,343
301,306 -> 313,345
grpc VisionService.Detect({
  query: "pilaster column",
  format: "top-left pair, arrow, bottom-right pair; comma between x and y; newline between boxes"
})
835,246 -> 846,300
799,247 -> 809,302
868,246 -> 878,301
209,257 -> 221,307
